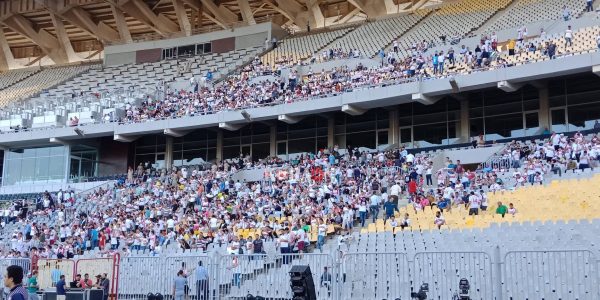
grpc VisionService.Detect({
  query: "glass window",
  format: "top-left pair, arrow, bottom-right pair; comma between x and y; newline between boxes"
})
377,131 -> 389,146
346,132 -> 375,149
35,157 -> 50,180
288,138 -> 315,155
414,123 -> 447,147
568,102 -> 600,130
485,113 -> 524,139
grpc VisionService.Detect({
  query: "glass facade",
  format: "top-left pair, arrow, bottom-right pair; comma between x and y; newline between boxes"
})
3,146 -> 68,185
468,85 -> 540,141
70,145 -> 99,181
334,109 -> 389,150
397,99 -> 460,148
134,135 -> 166,170
278,116 -> 329,158
549,75 -> 600,132
173,129 -> 217,167
223,123 -> 271,161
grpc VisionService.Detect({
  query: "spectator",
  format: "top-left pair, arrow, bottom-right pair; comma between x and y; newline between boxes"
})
4,265 -> 27,300
496,202 -> 508,218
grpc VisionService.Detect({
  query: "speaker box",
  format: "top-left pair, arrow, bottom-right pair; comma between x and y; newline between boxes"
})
289,265 -> 316,300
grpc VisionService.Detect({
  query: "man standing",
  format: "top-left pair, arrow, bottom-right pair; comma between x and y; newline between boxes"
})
27,271 -> 38,300
587,0 -> 593,12
56,275 -> 66,300
172,271 -> 187,300
195,262 -> 209,300
94,274 -> 109,300
565,25 -> 573,48
4,265 -> 28,300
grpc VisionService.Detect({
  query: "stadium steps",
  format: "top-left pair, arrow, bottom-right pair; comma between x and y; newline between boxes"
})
472,0 -> 519,35
301,24 -> 361,62
373,9 -> 434,58
0,68 -> 41,92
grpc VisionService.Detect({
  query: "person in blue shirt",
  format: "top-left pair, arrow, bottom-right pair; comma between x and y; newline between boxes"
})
195,261 -> 209,300
383,199 -> 399,223
4,265 -> 28,300
56,275 -> 66,300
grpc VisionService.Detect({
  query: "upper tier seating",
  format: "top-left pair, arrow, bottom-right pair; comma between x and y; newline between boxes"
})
0,68 -> 39,90
320,11 -> 430,58
261,27 -> 354,66
35,46 -> 263,100
481,0 -> 589,34
357,173 -> 600,233
393,0 -> 513,58
0,64 -> 94,108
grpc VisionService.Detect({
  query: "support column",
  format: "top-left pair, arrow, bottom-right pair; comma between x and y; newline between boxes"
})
539,84 -> 550,132
111,4 -> 132,43
269,125 -> 277,157
327,116 -> 335,148
165,136 -> 173,171
388,108 -> 399,146
459,98 -> 470,142
216,130 -> 223,163
0,28 -> 16,70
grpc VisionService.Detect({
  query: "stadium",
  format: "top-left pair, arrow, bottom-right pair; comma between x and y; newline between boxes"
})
0,0 -> 598,299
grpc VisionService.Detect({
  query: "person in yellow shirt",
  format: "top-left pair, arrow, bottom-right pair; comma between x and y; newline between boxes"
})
508,39 -> 516,56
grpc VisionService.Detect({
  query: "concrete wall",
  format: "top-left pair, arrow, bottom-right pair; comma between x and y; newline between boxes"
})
136,49 -> 162,64
212,37 -> 235,53
235,32 -> 268,50
105,23 -> 274,54
105,52 -> 136,66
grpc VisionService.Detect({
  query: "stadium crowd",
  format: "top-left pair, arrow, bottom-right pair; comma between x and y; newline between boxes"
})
0,132 -> 597,262
117,22 -> 597,126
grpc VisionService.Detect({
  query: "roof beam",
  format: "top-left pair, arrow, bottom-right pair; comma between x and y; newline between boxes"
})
115,0 -> 180,36
0,27 -> 16,70
49,13 -> 79,62
110,4 -> 132,43
265,0 -> 308,28
348,0 -> 386,18
306,0 -> 324,28
237,0 -> 256,25
172,0 -> 192,36
1,13 -> 70,64
334,7 -> 360,24
36,1 -> 120,43
200,0 -> 238,27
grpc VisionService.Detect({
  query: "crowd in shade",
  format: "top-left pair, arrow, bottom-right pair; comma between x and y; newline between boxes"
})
0,130 -> 597,260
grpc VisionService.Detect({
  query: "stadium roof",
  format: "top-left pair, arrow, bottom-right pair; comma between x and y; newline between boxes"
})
0,0 -> 446,63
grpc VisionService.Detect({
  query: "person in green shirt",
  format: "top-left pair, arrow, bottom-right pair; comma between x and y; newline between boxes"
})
496,201 -> 508,218
27,271 -> 39,300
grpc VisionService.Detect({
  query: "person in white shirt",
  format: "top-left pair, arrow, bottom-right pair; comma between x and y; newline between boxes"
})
565,26 -> 573,47
468,191 -> 481,215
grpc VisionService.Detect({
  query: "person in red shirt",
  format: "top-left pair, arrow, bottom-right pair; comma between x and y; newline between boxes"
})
408,179 -> 417,196
30,247 -> 39,272
98,232 -> 106,250
76,274 -> 93,289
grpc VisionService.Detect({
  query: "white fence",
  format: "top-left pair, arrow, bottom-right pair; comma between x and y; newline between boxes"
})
115,249 -> 600,300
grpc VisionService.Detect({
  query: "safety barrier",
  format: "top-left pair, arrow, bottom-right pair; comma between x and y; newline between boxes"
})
74,254 -> 119,300
503,250 -> 600,300
0,249 -> 589,300
215,253 -> 335,300
37,259 -> 74,290
117,255 -> 214,300
340,252 -> 410,300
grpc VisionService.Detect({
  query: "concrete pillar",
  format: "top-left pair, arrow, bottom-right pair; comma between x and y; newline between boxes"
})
216,130 -> 223,163
165,136 -> 173,170
459,98 -> 470,142
539,85 -> 550,132
327,116 -> 335,148
388,108 -> 399,146
269,125 -> 277,157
